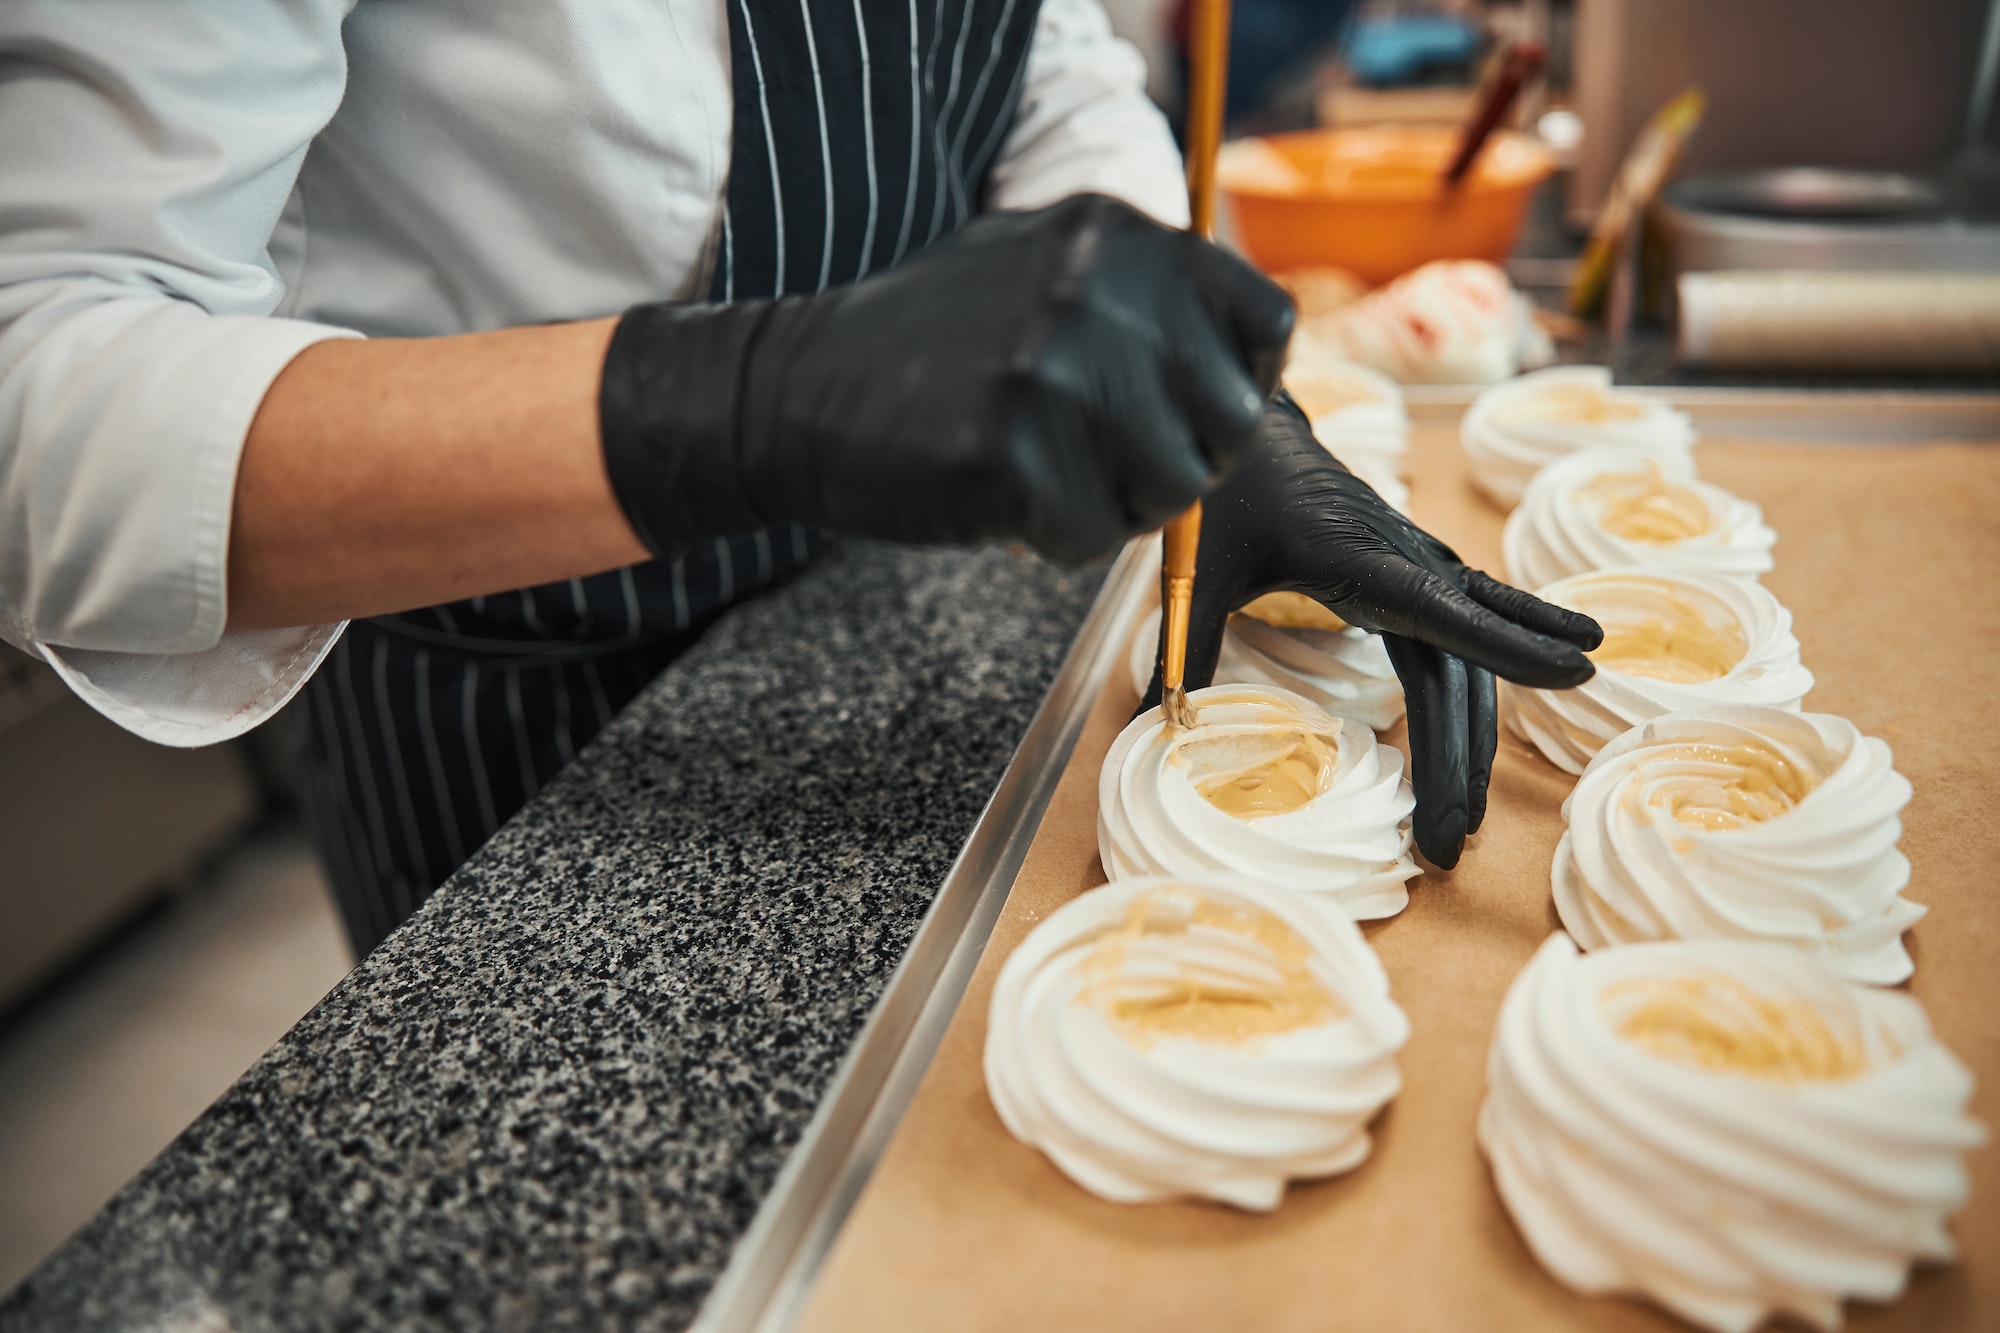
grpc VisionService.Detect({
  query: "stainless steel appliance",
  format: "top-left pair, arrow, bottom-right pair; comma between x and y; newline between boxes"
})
1570,0 -> 1995,225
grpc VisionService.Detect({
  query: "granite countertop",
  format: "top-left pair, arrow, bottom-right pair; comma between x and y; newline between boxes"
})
0,542 -> 1104,1333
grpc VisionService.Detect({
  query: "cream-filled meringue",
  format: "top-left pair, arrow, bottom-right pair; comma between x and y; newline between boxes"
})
1504,567 -> 1813,775
1503,445 -> 1777,588
1555,707 -> 1924,984
1100,686 -> 1418,918
1480,934 -> 1984,1333
1286,359 -> 1411,511
1462,366 -> 1695,511
1274,266 -> 1367,321
1128,605 -> 1405,731
985,873 -> 1409,1210
1288,259 -> 1553,386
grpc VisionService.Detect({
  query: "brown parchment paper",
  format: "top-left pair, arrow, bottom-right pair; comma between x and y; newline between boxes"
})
799,423 -> 2000,1333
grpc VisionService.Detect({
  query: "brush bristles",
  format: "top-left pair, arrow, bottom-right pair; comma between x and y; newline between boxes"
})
1162,685 -> 1199,732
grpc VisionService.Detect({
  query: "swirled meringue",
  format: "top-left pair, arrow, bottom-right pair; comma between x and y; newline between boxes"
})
1503,445 -> 1777,589
1286,359 -> 1410,511
1555,707 -> 1924,984
1100,686 -> 1419,918
1288,259 -> 1552,386
1480,934 -> 1984,1333
1128,605 -> 1405,731
1462,366 -> 1695,510
1504,567 -> 1813,775
985,873 -> 1409,1210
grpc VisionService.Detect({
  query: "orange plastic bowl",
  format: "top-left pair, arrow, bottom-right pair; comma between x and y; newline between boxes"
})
1219,125 -> 1555,285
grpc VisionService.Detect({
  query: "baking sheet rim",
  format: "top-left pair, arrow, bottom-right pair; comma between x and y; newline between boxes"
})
692,537 -> 1157,1333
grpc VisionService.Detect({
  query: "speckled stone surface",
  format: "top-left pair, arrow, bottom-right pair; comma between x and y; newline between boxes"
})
0,542 -> 1104,1333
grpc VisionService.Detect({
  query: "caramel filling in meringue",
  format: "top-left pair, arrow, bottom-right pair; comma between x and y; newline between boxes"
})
1179,726 -> 1338,819
1286,374 -> 1378,419
1633,741 -> 1814,832
1576,467 -> 1711,544
1603,972 -> 1866,1083
1083,889 -> 1342,1047
1585,589 -> 1747,683
1496,383 -> 1649,425
1237,591 -> 1349,632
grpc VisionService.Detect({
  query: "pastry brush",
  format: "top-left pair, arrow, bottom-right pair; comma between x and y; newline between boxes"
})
1159,0 -> 1231,733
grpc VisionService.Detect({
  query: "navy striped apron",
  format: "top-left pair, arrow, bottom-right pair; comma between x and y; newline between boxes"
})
297,0 -> 1044,957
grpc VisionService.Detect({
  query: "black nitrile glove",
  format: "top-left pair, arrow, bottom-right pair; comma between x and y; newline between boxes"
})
598,195 -> 1295,565
1145,394 -> 1603,869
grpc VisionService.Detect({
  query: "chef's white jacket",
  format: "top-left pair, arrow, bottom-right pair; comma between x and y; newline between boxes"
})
0,0 -> 1186,746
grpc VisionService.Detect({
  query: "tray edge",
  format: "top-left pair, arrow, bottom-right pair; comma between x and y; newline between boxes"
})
691,538 -> 1156,1333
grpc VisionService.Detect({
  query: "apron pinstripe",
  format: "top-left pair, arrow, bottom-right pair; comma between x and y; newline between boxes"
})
297,0 -> 1043,957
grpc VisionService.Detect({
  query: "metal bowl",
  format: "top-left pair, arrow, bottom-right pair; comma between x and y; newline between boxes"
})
1656,167 -> 2000,275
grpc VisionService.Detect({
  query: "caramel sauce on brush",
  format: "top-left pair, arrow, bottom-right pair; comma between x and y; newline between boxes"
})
1083,890 -> 1342,1047
1603,972 -> 1867,1083
1576,466 -> 1711,544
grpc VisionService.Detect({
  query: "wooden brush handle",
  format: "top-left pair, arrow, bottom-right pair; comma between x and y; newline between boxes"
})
1159,0 -> 1227,703
1183,0 -> 1231,238
1159,502 -> 1202,693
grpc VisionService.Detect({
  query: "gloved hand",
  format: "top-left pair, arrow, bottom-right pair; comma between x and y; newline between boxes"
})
599,194 -> 1295,565
1144,394 -> 1602,868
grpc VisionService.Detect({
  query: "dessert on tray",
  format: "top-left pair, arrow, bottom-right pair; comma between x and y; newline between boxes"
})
1462,366 -> 1694,511
1503,444 -> 1777,589
1555,706 -> 1924,984
985,874 -> 1409,1210
1480,934 -> 1985,1333
1128,600 -> 1405,732
1504,567 -> 1813,774
1284,358 -> 1410,511
1287,259 -> 1553,387
1099,685 -> 1418,919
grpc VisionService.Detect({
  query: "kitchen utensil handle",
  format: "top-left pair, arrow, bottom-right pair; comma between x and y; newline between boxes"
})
1444,41 -> 1545,187
1184,0 -> 1231,238
1158,0 -> 1227,713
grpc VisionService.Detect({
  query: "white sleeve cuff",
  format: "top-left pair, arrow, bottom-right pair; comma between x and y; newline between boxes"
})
1,306 -> 361,744
40,621 -> 346,748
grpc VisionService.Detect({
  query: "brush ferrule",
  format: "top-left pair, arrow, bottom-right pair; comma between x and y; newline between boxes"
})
1160,572 -> 1194,691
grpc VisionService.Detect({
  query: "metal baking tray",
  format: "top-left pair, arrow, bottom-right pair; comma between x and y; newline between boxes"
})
692,389 -> 2000,1333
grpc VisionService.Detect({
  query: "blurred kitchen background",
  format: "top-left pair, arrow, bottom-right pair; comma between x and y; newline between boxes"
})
0,640 -> 350,1289
4,0 -> 1996,1294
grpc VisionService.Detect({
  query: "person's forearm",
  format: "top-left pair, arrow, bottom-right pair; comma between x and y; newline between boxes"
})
227,317 -> 648,630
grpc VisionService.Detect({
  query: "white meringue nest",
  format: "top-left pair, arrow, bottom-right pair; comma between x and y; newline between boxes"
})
1128,606 -> 1405,732
1503,444 -> 1776,588
985,873 -> 1409,1210
1504,567 -> 1813,775
1462,365 -> 1694,511
1480,934 -> 1984,1333
1554,706 -> 1924,984
1100,685 -> 1418,919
